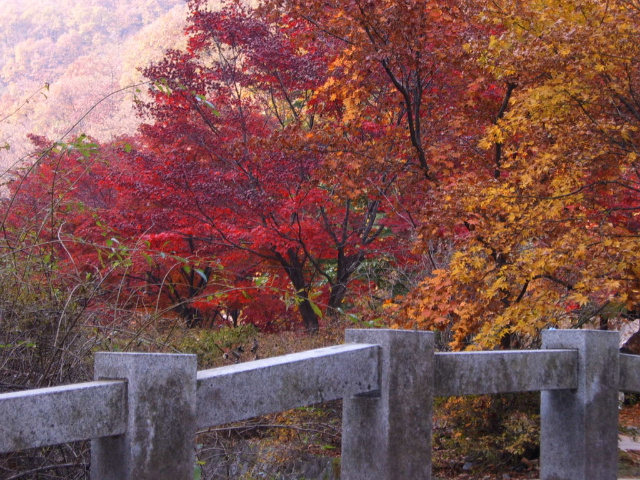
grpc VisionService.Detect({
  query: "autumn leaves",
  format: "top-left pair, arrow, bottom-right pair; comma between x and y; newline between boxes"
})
402,0 -> 640,347
4,0 -> 639,347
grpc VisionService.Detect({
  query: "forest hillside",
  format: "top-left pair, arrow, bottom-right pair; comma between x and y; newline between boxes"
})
0,0 -> 188,173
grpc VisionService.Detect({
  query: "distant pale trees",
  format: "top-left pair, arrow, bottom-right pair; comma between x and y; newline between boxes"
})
0,0 -> 187,174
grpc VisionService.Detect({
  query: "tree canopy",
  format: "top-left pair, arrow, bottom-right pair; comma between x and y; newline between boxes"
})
4,0 -> 640,346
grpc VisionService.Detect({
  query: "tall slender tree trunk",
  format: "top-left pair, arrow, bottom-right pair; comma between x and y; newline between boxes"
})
276,248 -> 319,334
327,251 -> 365,317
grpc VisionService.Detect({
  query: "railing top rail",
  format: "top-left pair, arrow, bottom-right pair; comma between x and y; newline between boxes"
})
2,332 -> 639,458
197,343 -> 374,377
434,349 -> 578,396
0,380 -> 127,454
196,343 -> 380,429
620,353 -> 640,393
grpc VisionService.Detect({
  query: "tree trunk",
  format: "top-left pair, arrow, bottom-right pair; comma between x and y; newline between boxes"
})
327,251 -> 365,317
297,293 -> 319,334
275,248 -> 319,334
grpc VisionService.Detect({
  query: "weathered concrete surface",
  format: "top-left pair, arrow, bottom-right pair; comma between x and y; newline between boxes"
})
620,353 -> 640,393
196,343 -> 379,429
541,330 -> 620,480
3,329 -> 637,480
0,380 -> 126,453
341,329 -> 434,480
435,349 -> 578,396
91,353 -> 197,480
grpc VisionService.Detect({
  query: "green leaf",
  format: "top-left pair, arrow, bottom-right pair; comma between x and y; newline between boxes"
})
195,269 -> 209,283
254,274 -> 268,287
193,465 -> 202,480
308,299 -> 323,318
195,94 -> 220,115
142,252 -> 154,267
153,79 -> 172,95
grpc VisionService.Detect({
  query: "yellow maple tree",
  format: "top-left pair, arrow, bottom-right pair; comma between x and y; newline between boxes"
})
401,0 -> 640,349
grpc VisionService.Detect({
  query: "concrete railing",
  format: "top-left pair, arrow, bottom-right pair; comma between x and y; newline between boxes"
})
1,329 -> 639,480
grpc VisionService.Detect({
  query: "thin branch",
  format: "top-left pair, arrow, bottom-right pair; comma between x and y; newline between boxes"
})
6,463 -> 88,480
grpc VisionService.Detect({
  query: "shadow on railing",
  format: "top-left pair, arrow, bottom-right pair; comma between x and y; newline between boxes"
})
1,329 -> 639,480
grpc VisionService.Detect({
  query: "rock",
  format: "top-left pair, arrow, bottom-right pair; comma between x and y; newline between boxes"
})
620,320 -> 640,354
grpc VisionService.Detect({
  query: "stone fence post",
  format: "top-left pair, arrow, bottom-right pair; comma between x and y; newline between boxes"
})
91,353 -> 197,480
341,329 -> 435,480
541,329 -> 620,480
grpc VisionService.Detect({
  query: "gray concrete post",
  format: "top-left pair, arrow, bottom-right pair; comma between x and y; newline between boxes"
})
541,329 -> 620,480
341,329 -> 434,480
91,353 -> 198,480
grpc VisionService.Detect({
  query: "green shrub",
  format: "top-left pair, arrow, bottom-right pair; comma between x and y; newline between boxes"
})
178,324 -> 258,368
